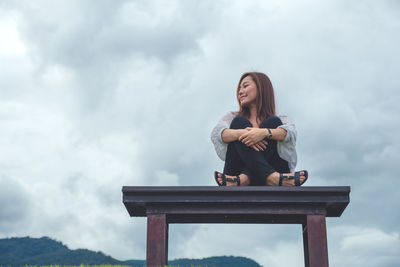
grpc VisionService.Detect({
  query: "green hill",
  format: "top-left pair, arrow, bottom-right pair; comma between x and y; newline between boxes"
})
0,237 -> 120,266
0,236 -> 261,267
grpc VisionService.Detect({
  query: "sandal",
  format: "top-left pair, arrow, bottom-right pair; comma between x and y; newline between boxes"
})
279,170 -> 308,186
214,171 -> 241,186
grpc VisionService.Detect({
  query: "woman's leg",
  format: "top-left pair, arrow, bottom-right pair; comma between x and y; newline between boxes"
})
220,115 -> 307,186
223,116 -> 276,185
223,116 -> 251,176
260,116 -> 307,186
221,117 -> 252,185
259,116 -> 290,173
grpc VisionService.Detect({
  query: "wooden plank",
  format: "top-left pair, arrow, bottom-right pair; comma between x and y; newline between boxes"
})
146,214 -> 168,267
146,204 -> 326,224
123,186 -> 350,194
123,186 -> 350,217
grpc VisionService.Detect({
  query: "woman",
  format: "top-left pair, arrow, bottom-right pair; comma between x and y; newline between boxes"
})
210,72 -> 308,186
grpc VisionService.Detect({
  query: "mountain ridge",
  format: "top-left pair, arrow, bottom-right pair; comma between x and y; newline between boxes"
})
0,236 -> 262,267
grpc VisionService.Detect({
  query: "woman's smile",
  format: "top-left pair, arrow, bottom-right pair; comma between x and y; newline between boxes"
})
238,76 -> 257,106
239,95 -> 247,102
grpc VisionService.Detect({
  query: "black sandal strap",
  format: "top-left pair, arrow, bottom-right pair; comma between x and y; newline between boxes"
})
215,171 -> 243,186
221,173 -> 227,186
226,176 -> 241,186
280,173 -> 297,186
214,171 -> 221,186
294,172 -> 300,186
301,170 -> 308,185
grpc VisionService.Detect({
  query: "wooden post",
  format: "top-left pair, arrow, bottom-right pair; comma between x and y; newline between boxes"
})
146,214 -> 168,267
302,222 -> 310,267
303,215 -> 329,267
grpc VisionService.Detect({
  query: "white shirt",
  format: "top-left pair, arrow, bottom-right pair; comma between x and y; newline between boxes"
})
210,112 -> 297,172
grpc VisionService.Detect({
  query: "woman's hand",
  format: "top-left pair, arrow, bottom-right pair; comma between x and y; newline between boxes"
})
239,127 -> 268,147
250,140 -> 268,151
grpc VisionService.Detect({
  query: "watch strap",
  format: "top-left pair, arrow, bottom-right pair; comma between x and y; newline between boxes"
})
267,128 -> 272,139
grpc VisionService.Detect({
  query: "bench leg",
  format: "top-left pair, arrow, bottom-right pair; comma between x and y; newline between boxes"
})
146,214 -> 168,267
303,215 -> 329,267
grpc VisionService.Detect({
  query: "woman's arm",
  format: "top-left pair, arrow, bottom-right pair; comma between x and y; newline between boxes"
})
269,128 -> 287,141
221,128 -> 247,143
210,112 -> 236,161
238,127 -> 287,147
224,128 -> 269,151
210,112 -> 271,158
225,128 -> 287,143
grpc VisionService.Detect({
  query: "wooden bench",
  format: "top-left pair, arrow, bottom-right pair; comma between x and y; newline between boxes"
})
122,186 -> 350,267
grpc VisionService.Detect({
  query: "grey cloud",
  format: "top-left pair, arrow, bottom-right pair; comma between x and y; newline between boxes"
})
10,0 -> 215,67
0,176 -> 31,233
4,0 -> 219,114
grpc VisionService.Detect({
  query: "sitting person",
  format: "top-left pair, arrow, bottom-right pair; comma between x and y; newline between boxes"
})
210,72 -> 308,186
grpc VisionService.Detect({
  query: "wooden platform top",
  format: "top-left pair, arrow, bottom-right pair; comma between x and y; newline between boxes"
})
122,186 -> 350,223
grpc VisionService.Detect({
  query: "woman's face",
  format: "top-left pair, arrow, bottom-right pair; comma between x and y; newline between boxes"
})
238,75 -> 257,107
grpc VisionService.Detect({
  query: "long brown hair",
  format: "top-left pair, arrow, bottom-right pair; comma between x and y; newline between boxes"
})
236,72 -> 276,123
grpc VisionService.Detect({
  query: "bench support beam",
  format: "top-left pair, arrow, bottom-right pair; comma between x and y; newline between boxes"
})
146,214 -> 168,267
303,215 -> 329,267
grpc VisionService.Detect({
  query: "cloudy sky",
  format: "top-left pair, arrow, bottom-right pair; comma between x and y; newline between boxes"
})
1,0 -> 399,266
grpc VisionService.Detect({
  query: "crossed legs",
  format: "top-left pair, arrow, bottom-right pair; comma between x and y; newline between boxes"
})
217,116 -> 306,186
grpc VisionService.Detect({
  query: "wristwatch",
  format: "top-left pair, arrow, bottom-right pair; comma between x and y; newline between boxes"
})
266,128 -> 272,139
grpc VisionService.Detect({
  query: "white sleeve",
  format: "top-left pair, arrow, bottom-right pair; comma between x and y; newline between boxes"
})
277,115 -> 297,172
210,112 -> 235,161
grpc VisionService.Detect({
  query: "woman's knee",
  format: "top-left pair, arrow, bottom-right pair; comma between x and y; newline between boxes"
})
230,116 -> 252,129
260,115 -> 283,129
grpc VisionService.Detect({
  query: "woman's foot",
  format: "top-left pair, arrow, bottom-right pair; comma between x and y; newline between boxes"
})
214,172 -> 250,186
266,171 -> 308,186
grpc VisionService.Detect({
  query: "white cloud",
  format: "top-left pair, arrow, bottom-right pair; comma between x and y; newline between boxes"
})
330,226 -> 400,267
0,9 -> 26,56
